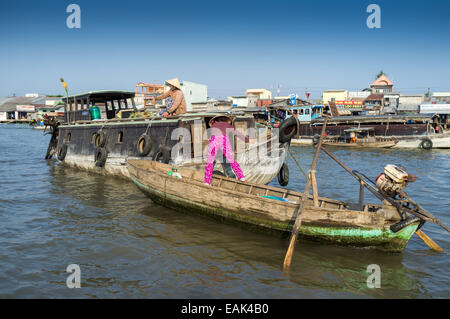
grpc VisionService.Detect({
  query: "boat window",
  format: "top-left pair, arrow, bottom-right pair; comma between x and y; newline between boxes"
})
117,131 -> 123,143
305,109 -> 310,115
66,132 -> 71,143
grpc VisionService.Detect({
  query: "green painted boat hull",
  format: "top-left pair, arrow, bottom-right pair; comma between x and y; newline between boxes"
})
131,177 -> 418,252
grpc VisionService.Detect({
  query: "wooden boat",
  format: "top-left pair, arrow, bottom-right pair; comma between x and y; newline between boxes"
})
127,159 -> 420,252
322,127 -> 398,148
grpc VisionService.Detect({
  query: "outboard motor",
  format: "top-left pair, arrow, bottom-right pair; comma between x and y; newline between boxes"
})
375,165 -> 417,199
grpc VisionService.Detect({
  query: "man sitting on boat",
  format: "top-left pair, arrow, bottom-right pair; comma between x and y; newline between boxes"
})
155,78 -> 186,117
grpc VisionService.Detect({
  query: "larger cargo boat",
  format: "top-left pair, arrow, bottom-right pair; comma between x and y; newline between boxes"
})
256,105 -> 450,149
45,91 -> 289,184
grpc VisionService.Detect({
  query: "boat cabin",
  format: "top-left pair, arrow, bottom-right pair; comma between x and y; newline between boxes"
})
63,91 -> 136,124
251,105 -> 325,127
287,105 -> 324,122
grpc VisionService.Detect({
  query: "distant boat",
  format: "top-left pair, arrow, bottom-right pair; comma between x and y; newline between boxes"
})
393,130 -> 450,149
322,127 -> 398,148
32,125 -> 46,130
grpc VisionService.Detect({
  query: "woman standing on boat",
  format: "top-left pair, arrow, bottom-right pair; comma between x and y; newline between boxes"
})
155,78 -> 186,117
204,116 -> 248,185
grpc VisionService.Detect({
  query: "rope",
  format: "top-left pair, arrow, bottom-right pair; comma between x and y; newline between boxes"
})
144,115 -> 159,135
287,147 -> 308,179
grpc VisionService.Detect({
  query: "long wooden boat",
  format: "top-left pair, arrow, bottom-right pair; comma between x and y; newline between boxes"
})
323,139 -> 397,148
321,127 -> 398,148
127,159 -> 420,252
323,137 -> 398,148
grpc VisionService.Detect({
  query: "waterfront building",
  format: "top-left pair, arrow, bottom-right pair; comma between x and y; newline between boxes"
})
135,82 -> 165,108
383,93 -> 400,108
432,92 -> 450,104
363,93 -> 384,114
178,81 -> 208,111
45,96 -> 63,107
191,99 -> 232,111
397,94 -> 425,114
228,95 -> 257,108
246,88 -> 272,100
0,96 -> 46,121
322,90 -> 348,105
229,96 -> 249,107
370,74 -> 394,93
334,100 -> 364,116
348,91 -> 371,99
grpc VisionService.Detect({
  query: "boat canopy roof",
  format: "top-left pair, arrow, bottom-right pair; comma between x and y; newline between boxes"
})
64,90 -> 135,103
344,127 -> 375,132
285,105 -> 323,110
313,114 -> 433,123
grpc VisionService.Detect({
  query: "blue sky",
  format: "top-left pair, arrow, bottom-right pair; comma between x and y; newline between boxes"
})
0,0 -> 449,99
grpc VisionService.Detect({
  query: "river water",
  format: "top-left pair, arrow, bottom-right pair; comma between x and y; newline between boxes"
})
0,124 -> 448,298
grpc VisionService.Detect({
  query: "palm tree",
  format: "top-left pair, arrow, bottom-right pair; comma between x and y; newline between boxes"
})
376,70 -> 386,79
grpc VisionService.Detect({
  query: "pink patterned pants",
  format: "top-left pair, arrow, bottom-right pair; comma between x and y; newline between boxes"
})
204,135 -> 244,184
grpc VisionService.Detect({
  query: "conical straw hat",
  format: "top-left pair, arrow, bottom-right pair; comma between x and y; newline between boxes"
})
165,78 -> 181,90
209,115 -> 232,127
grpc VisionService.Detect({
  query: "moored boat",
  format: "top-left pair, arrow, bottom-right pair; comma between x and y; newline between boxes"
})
46,91 -> 290,184
322,127 -> 398,148
127,159 -> 420,252
393,130 -> 450,149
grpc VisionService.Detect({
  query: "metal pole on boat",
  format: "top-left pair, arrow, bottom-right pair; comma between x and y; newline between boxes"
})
283,116 -> 329,272
319,145 -> 447,253
359,181 -> 365,211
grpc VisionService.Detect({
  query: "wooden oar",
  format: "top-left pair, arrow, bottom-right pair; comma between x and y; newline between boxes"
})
283,116 -> 329,272
319,145 -> 446,253
415,229 -> 444,253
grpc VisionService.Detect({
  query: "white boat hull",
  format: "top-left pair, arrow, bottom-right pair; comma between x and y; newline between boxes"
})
292,132 -> 450,149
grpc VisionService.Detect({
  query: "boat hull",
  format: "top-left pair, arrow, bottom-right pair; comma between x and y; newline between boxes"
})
293,132 -> 450,149
393,132 -> 450,149
128,160 -> 418,252
322,140 -> 397,148
55,118 -> 288,184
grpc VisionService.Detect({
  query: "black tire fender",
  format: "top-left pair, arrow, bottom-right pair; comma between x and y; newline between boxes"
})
94,130 -> 107,148
420,138 -> 432,150
152,145 -> 172,164
278,116 -> 298,143
137,134 -> 154,157
57,143 -> 68,161
390,216 -> 422,233
95,147 -> 108,167
312,134 -> 320,146
277,163 -> 289,186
